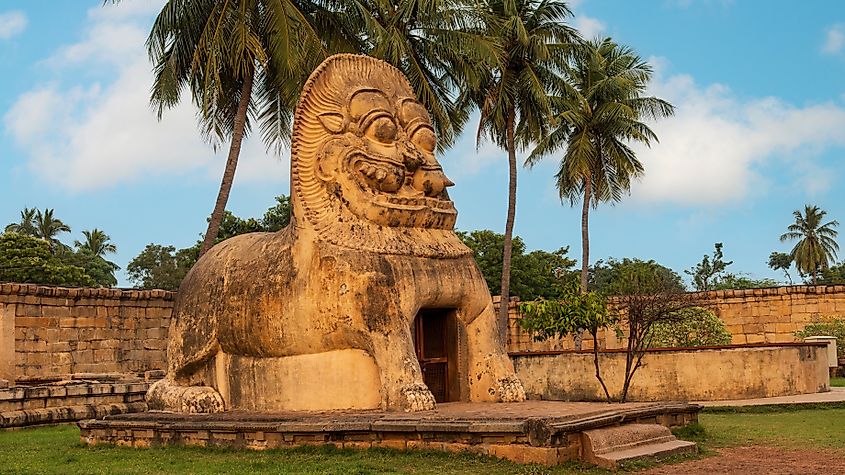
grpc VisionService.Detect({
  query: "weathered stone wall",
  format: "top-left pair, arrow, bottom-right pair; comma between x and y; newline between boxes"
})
0,284 -> 174,383
512,343 -> 831,402
504,285 -> 845,352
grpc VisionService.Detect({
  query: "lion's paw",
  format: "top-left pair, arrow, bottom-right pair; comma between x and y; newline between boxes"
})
146,379 -> 225,414
181,386 -> 226,414
496,376 -> 526,403
399,383 -> 436,412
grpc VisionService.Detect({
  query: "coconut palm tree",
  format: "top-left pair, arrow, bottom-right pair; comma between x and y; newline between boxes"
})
74,229 -> 117,258
458,0 -> 578,336
143,0 -> 341,257
338,0 -> 498,147
33,208 -> 71,250
527,37 -> 674,294
4,207 -> 38,236
780,205 -> 839,284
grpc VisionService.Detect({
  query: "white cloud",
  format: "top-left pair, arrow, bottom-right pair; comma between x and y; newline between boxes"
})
822,24 -> 845,55
628,58 -> 845,205
573,15 -> 605,40
0,10 -> 27,39
3,1 -> 287,192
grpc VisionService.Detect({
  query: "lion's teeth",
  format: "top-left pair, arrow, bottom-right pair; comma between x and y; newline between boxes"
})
375,169 -> 387,181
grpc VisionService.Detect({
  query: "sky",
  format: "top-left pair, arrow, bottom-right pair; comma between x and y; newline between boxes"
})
1,0 -> 845,288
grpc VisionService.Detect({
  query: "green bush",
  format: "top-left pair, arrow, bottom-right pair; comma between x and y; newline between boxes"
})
0,233 -> 96,287
795,318 -> 845,360
649,307 -> 732,348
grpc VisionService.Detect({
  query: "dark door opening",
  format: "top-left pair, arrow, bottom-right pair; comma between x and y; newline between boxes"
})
413,308 -> 458,403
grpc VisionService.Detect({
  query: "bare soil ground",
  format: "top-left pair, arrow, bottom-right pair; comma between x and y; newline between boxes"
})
644,446 -> 845,475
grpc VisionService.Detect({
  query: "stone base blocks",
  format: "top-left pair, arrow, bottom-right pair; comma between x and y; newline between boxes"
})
0,374 -> 152,428
78,401 -> 700,467
581,423 -> 697,469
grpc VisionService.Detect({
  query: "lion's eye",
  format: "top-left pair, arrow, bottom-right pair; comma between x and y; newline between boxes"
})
411,127 -> 436,153
366,116 -> 398,144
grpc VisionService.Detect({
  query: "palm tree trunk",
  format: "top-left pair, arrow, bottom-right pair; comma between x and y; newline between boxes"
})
580,174 -> 592,294
497,109 -> 518,343
199,73 -> 254,257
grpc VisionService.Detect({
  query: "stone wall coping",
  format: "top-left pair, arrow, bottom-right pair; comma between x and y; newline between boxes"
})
508,341 -> 829,357
0,283 -> 174,301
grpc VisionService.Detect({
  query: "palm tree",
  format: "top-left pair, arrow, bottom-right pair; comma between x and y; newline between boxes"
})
74,229 -> 117,258
4,207 -> 38,236
527,37 -> 674,294
339,1 -> 498,147
780,205 -> 839,284
143,0 -> 338,257
33,208 -> 71,250
460,0 -> 578,337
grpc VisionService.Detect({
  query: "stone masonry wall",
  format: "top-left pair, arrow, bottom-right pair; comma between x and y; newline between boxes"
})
0,284 -> 174,383
504,285 -> 845,352
3,284 -> 844,382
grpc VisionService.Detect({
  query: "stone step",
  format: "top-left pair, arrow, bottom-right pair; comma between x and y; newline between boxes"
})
581,423 -> 697,468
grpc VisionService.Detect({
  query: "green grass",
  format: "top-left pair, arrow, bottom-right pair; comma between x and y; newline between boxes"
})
0,425 -> 608,475
3,407 -> 844,474
695,407 -> 845,450
831,376 -> 845,387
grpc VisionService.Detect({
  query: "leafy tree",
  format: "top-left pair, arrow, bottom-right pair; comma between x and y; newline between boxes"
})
590,258 -> 685,295
61,249 -> 119,288
126,244 -> 196,291
0,233 -> 95,287
768,251 -> 794,284
74,229 -> 117,258
261,195 -> 291,231
685,242 -> 732,291
605,259 -> 702,402
527,38 -> 674,294
780,204 -> 839,285
519,281 -> 617,401
711,274 -> 779,290
4,207 -> 38,236
33,208 -> 71,251
460,0 -> 578,336
817,262 -> 845,285
458,229 -> 576,300
649,307 -> 731,348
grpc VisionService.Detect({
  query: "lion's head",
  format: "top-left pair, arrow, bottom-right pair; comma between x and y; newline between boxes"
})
290,54 -> 468,258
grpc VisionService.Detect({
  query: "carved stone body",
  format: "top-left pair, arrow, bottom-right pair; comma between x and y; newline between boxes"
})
148,54 -> 525,412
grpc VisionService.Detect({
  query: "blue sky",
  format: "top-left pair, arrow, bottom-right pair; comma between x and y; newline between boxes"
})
1,0 -> 844,287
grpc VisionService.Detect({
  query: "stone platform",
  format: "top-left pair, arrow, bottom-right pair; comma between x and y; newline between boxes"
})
78,401 -> 700,466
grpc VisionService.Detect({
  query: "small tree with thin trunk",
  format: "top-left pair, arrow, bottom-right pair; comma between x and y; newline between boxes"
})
606,264 -> 702,402
519,281 -> 617,402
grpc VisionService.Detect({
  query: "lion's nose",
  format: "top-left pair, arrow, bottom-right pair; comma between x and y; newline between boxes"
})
412,168 -> 453,197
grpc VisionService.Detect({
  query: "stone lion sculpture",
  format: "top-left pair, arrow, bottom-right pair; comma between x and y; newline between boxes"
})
147,54 -> 525,413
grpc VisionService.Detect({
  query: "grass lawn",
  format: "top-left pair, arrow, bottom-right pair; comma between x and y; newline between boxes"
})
2,406 -> 844,474
831,376 -> 845,387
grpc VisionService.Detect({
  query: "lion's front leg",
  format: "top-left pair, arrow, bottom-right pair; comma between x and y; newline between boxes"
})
367,328 -> 436,412
465,302 -> 526,403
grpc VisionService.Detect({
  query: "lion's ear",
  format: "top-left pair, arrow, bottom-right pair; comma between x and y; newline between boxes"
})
318,113 -> 345,134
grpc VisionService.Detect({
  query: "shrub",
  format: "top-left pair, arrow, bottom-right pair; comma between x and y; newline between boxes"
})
795,318 -> 845,359
649,307 -> 732,348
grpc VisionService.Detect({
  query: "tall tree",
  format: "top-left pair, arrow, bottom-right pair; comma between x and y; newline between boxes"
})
142,0 -> 332,257
33,208 -> 71,250
685,242 -> 732,291
338,1 -> 498,147
74,229 -> 117,258
527,37 -> 674,294
4,207 -> 38,236
461,0 -> 578,338
780,205 -> 839,284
